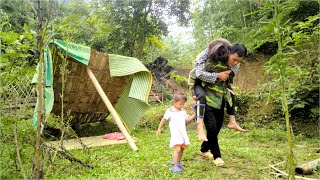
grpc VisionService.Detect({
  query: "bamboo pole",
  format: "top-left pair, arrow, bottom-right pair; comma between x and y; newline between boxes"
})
270,164 -> 317,180
150,90 -> 163,104
295,159 -> 320,175
86,67 -> 138,151
34,0 -> 44,177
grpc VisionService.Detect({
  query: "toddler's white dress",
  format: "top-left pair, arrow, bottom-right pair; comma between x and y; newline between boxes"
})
163,107 -> 190,147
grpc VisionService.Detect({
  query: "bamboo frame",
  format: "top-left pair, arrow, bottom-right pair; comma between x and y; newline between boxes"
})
86,67 -> 138,151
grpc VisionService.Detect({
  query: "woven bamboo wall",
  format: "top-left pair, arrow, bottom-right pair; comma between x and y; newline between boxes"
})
52,48 -> 132,124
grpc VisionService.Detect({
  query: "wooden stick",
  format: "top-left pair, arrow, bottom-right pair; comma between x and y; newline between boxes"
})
262,161 -> 286,170
43,144 -> 93,168
269,164 -> 317,180
295,159 -> 320,175
86,67 -> 138,151
150,90 -> 163,104
272,161 -> 286,167
269,165 -> 288,176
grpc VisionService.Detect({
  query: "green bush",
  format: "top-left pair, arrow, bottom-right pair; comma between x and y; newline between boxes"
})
234,91 -> 255,118
154,84 -> 173,101
137,102 -> 171,130
170,72 -> 188,89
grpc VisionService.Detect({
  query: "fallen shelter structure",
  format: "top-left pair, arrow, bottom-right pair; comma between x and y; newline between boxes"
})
32,39 -> 152,151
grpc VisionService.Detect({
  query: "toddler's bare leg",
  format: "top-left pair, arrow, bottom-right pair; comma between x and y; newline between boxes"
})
227,115 -> 246,132
173,146 -> 181,169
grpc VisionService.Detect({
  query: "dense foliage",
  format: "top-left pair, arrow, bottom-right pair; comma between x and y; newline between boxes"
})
0,0 -> 319,179
191,0 -> 319,122
54,0 -> 191,61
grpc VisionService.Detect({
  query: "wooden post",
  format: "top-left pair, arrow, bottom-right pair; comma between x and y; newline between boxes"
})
86,67 -> 138,151
295,159 -> 320,175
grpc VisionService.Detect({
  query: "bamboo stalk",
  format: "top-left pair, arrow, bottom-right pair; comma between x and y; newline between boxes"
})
34,0 -> 43,175
295,159 -> 320,175
150,90 -> 163,104
273,1 -> 295,178
86,67 -> 138,151
270,165 -> 317,180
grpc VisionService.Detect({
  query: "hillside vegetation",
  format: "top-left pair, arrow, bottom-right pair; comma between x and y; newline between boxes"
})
1,0 -> 319,179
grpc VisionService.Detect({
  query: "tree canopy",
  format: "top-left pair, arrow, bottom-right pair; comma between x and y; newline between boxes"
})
1,0 -> 319,179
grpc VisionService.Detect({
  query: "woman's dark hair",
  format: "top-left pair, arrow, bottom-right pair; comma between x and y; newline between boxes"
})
230,43 -> 247,57
208,38 -> 231,62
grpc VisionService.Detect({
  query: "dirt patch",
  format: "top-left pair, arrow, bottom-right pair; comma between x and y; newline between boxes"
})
171,53 -> 271,94
151,54 -> 271,103
165,79 -> 189,95
233,54 -> 271,92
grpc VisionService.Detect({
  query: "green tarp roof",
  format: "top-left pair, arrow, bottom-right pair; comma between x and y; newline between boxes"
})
32,39 -> 152,133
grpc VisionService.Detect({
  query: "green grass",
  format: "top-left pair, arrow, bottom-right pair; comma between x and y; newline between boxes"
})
41,127 -> 319,180
1,101 -> 319,179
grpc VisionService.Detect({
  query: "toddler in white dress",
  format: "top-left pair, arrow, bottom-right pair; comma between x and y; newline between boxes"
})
156,92 -> 195,173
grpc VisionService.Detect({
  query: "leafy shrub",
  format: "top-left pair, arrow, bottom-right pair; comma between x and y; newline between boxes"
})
170,72 -> 188,89
235,91 -> 254,118
137,102 -> 170,130
223,90 -> 257,129
154,83 -> 173,101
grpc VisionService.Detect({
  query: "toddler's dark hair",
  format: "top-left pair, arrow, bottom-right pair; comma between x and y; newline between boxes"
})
173,92 -> 187,103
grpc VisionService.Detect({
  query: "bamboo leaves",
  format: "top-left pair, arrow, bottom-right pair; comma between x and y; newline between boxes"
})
257,0 -> 300,178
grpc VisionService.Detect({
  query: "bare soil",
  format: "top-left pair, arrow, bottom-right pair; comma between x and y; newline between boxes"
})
233,53 -> 271,92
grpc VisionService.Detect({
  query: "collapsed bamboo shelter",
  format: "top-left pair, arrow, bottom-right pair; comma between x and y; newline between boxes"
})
32,39 -> 152,151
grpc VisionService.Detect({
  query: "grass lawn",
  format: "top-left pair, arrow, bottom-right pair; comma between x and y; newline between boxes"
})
41,126 -> 319,180
1,101 -> 319,179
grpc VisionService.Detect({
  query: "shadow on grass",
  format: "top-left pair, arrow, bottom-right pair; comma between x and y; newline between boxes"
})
43,119 -> 119,140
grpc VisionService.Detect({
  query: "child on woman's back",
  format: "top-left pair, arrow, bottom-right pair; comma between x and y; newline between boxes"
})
189,39 -> 246,142
156,92 -> 195,173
